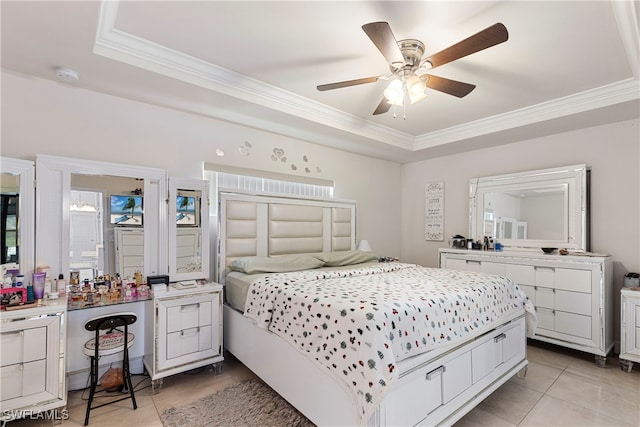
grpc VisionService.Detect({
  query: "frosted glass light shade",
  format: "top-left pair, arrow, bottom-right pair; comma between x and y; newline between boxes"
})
357,240 -> 372,252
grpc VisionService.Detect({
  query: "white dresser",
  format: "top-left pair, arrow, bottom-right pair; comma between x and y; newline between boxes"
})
143,282 -> 223,392
439,248 -> 613,366
620,287 -> 640,372
0,300 -> 67,422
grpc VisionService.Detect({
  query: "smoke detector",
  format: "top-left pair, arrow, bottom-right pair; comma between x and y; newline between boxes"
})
55,67 -> 79,82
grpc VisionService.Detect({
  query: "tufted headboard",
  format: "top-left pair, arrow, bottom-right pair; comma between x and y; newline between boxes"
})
218,192 -> 356,283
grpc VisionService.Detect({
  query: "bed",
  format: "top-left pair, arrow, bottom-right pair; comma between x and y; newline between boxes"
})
219,192 -> 535,426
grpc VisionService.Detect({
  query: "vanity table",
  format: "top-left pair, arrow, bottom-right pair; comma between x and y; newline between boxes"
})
66,293 -> 151,391
3,154 -> 217,397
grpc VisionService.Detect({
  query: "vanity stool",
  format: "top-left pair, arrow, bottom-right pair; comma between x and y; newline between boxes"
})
83,312 -> 137,425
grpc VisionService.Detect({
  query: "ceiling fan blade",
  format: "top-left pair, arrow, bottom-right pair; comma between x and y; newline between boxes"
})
373,97 -> 392,115
317,76 -> 379,91
425,23 -> 508,69
362,22 -> 405,67
425,75 -> 476,98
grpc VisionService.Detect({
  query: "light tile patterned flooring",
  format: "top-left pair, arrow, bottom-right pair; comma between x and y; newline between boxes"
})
7,342 -> 640,426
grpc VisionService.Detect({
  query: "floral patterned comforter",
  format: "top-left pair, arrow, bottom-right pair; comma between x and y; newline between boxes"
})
243,263 -> 536,424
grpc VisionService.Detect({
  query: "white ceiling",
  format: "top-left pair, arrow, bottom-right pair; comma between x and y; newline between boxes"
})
2,1 -> 639,163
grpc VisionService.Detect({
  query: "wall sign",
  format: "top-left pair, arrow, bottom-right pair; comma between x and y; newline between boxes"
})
425,181 -> 444,241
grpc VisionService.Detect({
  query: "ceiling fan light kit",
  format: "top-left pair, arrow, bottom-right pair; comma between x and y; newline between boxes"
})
317,22 -> 509,117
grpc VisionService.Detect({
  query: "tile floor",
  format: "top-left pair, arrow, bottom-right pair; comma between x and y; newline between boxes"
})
6,342 -> 640,427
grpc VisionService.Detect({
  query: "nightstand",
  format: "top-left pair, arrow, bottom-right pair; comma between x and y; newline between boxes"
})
620,287 -> 640,372
143,282 -> 224,392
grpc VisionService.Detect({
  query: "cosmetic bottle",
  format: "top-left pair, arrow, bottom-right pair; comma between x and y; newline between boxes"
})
57,274 -> 66,297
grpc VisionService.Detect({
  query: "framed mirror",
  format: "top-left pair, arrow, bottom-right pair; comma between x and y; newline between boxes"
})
0,157 -> 35,278
168,177 -> 209,281
36,155 -> 168,281
469,164 -> 589,251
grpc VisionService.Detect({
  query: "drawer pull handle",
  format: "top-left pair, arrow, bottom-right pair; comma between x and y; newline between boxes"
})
494,333 -> 507,343
465,260 -> 481,264
426,365 -> 446,380
181,303 -> 199,310
535,266 -> 555,271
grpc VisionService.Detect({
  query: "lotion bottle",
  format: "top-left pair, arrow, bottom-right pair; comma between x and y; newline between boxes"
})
57,274 -> 66,297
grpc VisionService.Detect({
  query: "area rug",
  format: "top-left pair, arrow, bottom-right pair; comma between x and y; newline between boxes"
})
160,378 -> 315,427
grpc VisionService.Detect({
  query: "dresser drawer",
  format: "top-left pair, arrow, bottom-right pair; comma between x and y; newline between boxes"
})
505,264 -> 535,286
1,327 -> 47,367
536,308 -> 555,331
556,290 -> 591,316
535,287 -> 555,309
635,305 -> 640,325
555,312 -> 591,339
555,269 -> 591,293
481,262 -> 506,276
166,325 -> 213,360
167,300 -> 212,333
0,359 -> 46,401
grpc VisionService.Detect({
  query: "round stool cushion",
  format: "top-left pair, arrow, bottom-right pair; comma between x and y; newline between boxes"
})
83,331 -> 135,357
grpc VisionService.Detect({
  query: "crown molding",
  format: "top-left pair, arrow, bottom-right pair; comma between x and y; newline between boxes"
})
611,0 -> 639,79
95,1 -> 639,154
413,78 -> 640,150
94,1 -> 415,151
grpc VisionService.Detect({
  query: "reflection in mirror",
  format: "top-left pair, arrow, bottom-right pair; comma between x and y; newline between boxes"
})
470,164 -> 588,251
36,154 -> 167,283
169,178 -> 209,282
175,190 -> 201,273
0,157 -> 34,279
1,175 -> 19,265
70,174 -> 143,280
483,185 -> 567,241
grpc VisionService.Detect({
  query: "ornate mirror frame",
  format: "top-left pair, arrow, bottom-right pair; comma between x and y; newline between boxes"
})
469,164 -> 589,251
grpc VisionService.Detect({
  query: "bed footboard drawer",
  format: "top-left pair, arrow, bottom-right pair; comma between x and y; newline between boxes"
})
472,320 -> 523,383
384,350 -> 472,426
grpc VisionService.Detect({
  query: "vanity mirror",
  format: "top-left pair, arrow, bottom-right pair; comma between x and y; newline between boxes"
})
469,164 -> 589,251
168,178 -> 209,281
36,155 -> 167,280
0,157 -> 35,277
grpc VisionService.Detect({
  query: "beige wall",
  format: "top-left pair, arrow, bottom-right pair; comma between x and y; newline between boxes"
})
0,71 -> 402,258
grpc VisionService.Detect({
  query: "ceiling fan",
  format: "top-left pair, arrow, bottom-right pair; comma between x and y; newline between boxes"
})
317,22 -> 508,116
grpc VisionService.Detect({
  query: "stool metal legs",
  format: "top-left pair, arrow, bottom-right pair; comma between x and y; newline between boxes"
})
84,331 -> 137,425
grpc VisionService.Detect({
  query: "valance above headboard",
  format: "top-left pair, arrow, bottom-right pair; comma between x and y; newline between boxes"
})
218,192 -> 356,283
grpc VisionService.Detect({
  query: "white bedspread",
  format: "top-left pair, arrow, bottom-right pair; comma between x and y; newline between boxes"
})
244,263 -> 536,424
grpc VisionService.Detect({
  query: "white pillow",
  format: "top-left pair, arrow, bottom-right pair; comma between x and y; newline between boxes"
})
229,254 -> 324,274
310,250 -> 379,267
